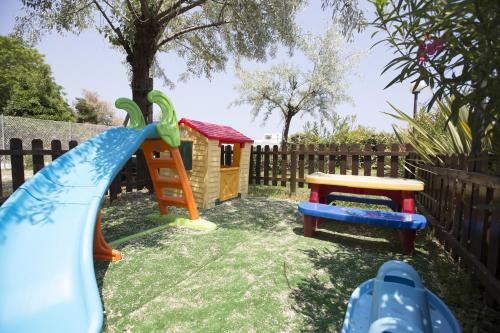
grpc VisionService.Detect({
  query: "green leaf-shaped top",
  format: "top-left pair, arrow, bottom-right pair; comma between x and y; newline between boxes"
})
148,90 -> 180,148
115,98 -> 146,130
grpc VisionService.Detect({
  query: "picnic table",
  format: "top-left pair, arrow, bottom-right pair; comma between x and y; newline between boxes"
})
303,172 -> 425,254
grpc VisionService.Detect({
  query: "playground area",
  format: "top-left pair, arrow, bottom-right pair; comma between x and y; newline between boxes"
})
94,188 -> 499,332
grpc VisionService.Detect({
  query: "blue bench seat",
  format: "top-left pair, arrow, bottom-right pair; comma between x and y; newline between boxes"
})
298,202 -> 427,254
327,194 -> 396,211
299,202 -> 426,230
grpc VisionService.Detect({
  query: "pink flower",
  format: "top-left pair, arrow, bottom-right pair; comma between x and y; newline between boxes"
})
417,34 -> 445,63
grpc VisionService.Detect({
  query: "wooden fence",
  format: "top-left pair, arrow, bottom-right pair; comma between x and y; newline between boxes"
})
248,143 -> 416,192
416,153 -> 500,304
0,138 -> 151,204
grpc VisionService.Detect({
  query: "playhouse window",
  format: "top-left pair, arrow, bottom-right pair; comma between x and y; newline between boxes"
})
220,144 -> 241,168
179,141 -> 193,171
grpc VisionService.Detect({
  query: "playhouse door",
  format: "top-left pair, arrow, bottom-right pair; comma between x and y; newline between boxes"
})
220,167 -> 239,201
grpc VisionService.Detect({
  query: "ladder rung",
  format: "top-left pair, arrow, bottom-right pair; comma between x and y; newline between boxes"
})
156,175 -> 182,188
159,195 -> 187,208
149,157 -> 176,169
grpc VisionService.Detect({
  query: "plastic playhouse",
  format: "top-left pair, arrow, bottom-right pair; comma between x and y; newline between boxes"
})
176,118 -> 253,208
0,91 -> 215,333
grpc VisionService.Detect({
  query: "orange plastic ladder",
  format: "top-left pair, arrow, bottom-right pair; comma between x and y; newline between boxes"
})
141,139 -> 199,220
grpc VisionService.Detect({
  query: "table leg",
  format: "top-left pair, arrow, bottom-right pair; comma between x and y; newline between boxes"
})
399,191 -> 416,255
304,216 -> 316,237
309,184 -> 320,203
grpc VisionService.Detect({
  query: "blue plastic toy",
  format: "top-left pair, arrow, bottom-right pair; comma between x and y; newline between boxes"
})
341,260 -> 461,333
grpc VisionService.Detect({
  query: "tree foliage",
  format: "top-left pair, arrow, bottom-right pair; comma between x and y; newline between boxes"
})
371,0 -> 500,154
16,0 -> 365,122
232,26 -> 356,144
75,90 -> 119,125
0,35 -> 74,121
385,96 -> 495,163
290,113 -> 396,146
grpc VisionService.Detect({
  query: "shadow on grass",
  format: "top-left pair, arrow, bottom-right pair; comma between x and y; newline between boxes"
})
290,226 -> 500,333
94,260 -> 110,328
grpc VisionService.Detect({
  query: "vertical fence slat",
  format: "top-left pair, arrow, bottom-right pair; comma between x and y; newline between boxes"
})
470,153 -> 489,260
220,145 -> 224,165
390,144 -> 399,177
363,144 -> 372,176
307,144 -> 314,176
290,144 -> 297,195
280,144 -> 287,187
31,139 -> 44,174
50,140 -> 63,161
376,144 -> 385,177
255,145 -> 262,185
10,138 -> 24,191
487,189 -> 500,283
318,144 -> 325,173
272,145 -> 278,186
264,145 -> 270,186
351,144 -> 360,176
298,144 -> 305,188
328,144 -> 336,174
339,144 -> 347,175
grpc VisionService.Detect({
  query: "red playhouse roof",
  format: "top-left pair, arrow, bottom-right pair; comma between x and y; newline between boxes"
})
179,118 -> 254,146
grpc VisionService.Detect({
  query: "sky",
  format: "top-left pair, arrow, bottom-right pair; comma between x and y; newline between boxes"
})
0,1 -> 430,140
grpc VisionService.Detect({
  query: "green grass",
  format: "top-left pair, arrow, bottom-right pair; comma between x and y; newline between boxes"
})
96,188 -> 499,332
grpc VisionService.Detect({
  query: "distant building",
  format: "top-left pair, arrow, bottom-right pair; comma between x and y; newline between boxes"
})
253,133 -> 282,146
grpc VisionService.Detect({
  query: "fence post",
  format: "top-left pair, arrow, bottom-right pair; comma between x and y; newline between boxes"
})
249,146 -> 254,185
290,144 -> 297,196
31,139 -> 44,174
10,138 -> 24,191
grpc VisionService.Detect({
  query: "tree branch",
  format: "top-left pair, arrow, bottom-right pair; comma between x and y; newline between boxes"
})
139,0 -> 151,20
158,0 -> 207,26
92,0 -> 132,55
156,20 -> 231,49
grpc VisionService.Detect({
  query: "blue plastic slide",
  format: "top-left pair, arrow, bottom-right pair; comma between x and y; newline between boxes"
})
0,123 -> 159,333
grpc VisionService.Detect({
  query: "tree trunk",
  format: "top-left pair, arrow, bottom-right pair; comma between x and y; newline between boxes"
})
281,112 -> 293,146
129,25 -> 158,123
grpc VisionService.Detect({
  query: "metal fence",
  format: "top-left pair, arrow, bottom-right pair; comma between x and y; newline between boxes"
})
0,115 -> 114,167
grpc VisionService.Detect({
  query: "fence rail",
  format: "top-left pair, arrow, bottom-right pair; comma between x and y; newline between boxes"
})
247,143 -> 416,192
416,153 -> 500,304
0,138 -> 151,204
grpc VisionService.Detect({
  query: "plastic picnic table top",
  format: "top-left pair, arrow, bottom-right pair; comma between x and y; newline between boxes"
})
305,172 -> 424,192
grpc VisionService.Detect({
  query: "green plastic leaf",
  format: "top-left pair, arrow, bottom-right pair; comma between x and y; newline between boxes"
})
115,98 -> 145,130
148,90 -> 180,148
